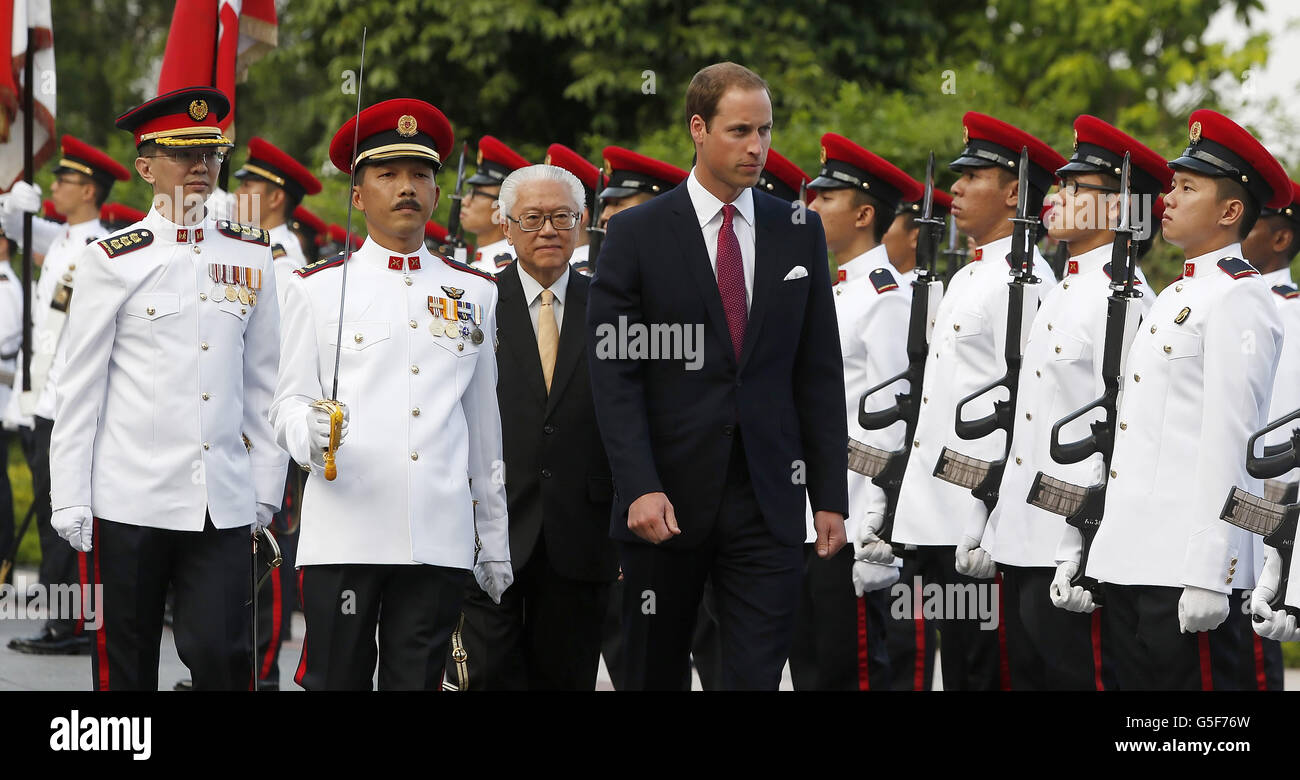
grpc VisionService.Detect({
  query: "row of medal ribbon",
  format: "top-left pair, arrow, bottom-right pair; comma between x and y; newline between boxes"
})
429,295 -> 484,345
207,264 -> 263,307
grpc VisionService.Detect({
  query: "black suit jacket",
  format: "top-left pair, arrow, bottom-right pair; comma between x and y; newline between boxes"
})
495,262 -> 618,582
586,181 -> 848,548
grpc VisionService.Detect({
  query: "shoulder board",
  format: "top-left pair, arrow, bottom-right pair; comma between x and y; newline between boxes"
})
1100,263 -> 1142,284
294,251 -> 346,279
868,266 -> 899,294
494,252 -> 514,269
84,236 -> 98,245
1272,283 -> 1300,300
1217,257 -> 1258,280
571,259 -> 591,275
216,220 -> 270,246
96,229 -> 154,259
442,255 -> 497,283
271,243 -> 288,260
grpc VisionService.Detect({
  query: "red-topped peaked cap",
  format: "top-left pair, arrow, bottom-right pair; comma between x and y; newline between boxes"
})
42,200 -> 65,223
757,148 -> 810,204
810,133 -> 924,213
599,146 -> 688,200
1169,109 -> 1290,210
950,112 -> 1067,197
1261,178 -> 1300,229
100,202 -> 146,227
114,87 -> 233,149
1058,115 -> 1171,197
327,223 -> 363,250
425,220 -> 449,243
291,205 -> 327,237
236,137 -> 322,200
56,136 -> 130,191
898,188 -> 955,218
544,143 -> 600,199
467,136 -> 530,187
329,98 -> 453,176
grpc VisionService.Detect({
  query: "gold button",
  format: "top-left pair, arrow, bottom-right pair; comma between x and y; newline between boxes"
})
203,442 -> 211,450
1119,422 -> 1127,430
404,277 -> 413,287
146,306 -> 156,315
409,320 -> 418,329
922,396 -> 928,404
1063,282 -> 1070,290
1025,413 -> 1031,420
67,263 -> 75,271
1035,370 -> 1041,377
1015,457 -> 1022,465
913,440 -> 920,448
201,392 -> 210,401
354,333 -> 364,344
1230,557 -> 1238,565
1163,345 -> 1172,354
410,451 -> 419,461
199,293 -> 208,301
1150,325 -> 1156,334
1229,567 -> 1236,575
953,323 -> 960,331
1133,374 -> 1140,382
192,246 -> 201,254
411,365 -> 420,374
458,343 -> 465,351
201,342 -> 209,351
1175,284 -> 1183,292
1110,469 -> 1117,479
241,307 -> 247,314
412,408 -> 421,417
1054,345 -> 1061,353
1225,577 -> 1233,584
1047,323 -> 1053,330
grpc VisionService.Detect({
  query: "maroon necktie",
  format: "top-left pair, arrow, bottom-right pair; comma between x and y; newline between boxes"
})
716,203 -> 747,360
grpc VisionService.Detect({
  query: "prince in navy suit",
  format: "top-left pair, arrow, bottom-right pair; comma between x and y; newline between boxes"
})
587,62 -> 848,689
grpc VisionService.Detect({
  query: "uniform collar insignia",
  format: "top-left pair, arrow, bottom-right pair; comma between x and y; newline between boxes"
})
387,255 -> 422,271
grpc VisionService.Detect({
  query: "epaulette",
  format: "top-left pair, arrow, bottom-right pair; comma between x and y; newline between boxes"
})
84,236 -> 98,245
271,243 -> 288,260
96,228 -> 154,259
1101,263 -> 1142,284
216,220 -> 270,246
494,252 -> 514,269
571,259 -> 591,276
868,266 -> 899,294
441,255 -> 497,283
1272,283 -> 1300,300
294,251 -> 346,278
1217,257 -> 1258,280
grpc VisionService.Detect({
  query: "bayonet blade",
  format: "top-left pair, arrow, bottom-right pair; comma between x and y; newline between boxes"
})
921,151 -> 935,221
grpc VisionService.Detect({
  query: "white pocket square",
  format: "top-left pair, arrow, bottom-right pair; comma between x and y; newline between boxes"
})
783,265 -> 808,281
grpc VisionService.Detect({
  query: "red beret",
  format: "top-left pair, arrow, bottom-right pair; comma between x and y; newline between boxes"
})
1059,116 -> 1171,196
100,201 -> 145,226
757,148 -> 810,203
329,98 -> 453,175
951,112 -> 1067,196
56,135 -> 129,186
42,200 -> 65,223
1169,109 -> 1290,209
291,205 -> 327,236
115,86 -> 232,149
810,133 -> 924,211
466,136 -> 530,187
544,143 -> 600,193
237,137 -> 322,198
599,146 -> 688,199
327,223 -> 364,250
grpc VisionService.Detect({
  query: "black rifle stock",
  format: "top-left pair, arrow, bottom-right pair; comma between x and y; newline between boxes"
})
587,170 -> 606,265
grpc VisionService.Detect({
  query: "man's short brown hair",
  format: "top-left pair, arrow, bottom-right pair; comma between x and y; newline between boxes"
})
684,62 -> 769,130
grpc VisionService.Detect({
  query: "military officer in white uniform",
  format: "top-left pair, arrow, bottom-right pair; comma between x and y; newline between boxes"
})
4,135 -> 130,656
963,116 -> 1168,689
462,135 -> 529,275
272,98 -> 511,691
864,113 -> 1062,690
789,133 -> 918,690
1085,110 -> 1288,690
48,87 -> 285,690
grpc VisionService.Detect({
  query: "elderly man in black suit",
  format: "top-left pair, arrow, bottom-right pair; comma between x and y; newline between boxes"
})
447,163 -> 619,690
587,62 -> 848,690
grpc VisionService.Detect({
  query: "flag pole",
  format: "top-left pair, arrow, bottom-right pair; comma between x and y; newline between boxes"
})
20,25 -> 33,395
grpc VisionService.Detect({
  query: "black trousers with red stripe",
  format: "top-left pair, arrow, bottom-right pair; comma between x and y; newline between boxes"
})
254,468 -> 302,688
1000,564 -> 1108,690
1226,588 -> 1284,691
882,553 -> 938,690
81,516 -> 252,691
1101,583 -> 1247,690
295,563 -> 464,691
790,544 -> 890,690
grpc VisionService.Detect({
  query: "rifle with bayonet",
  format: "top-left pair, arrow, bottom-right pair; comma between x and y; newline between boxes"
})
444,142 -> 470,262
933,146 -> 1041,514
1218,410 -> 1300,621
1024,152 -> 1144,604
587,170 -> 606,266
942,211 -> 967,286
848,151 -> 945,554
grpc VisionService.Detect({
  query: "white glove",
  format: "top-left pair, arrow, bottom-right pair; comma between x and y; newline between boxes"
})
1250,550 -> 1300,641
6,181 -> 40,214
253,503 -> 274,530
51,505 -> 93,552
1049,560 -> 1097,613
474,560 -> 513,605
955,534 -> 996,579
1178,585 -> 1230,633
306,402 -> 349,467
854,511 -> 896,565
1,184 -> 59,254
852,560 -> 900,596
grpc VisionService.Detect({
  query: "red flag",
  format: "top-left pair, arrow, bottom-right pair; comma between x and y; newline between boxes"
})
0,0 -> 54,190
158,0 -> 277,137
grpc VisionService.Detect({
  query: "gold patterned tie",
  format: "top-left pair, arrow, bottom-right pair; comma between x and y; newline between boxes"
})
538,288 -> 559,393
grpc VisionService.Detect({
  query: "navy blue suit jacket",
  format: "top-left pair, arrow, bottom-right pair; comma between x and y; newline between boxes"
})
586,180 -> 848,548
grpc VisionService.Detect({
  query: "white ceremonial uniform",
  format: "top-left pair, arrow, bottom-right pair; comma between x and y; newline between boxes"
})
49,208 -> 286,529
1088,244 -> 1283,593
803,245 -> 910,542
271,238 -> 509,570
569,243 -> 591,275
981,244 -> 1152,566
469,236 -> 514,275
0,258 -> 21,416
268,222 -> 307,308
892,234 -> 1057,546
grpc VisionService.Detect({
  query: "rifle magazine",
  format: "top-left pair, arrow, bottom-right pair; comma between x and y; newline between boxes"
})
847,439 -> 893,478
1026,472 -> 1090,518
933,447 -> 990,490
1263,479 -> 1297,505
1219,486 -> 1286,537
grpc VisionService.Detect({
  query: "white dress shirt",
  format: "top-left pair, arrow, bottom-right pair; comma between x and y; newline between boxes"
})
686,168 -> 756,310
517,262 -> 569,337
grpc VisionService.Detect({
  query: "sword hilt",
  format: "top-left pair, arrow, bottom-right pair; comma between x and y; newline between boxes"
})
312,399 -> 345,481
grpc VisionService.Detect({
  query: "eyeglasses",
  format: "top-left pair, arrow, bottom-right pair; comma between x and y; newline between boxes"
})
467,187 -> 498,202
145,149 -> 227,167
1059,179 -> 1119,196
53,175 -> 89,187
508,211 -> 579,232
